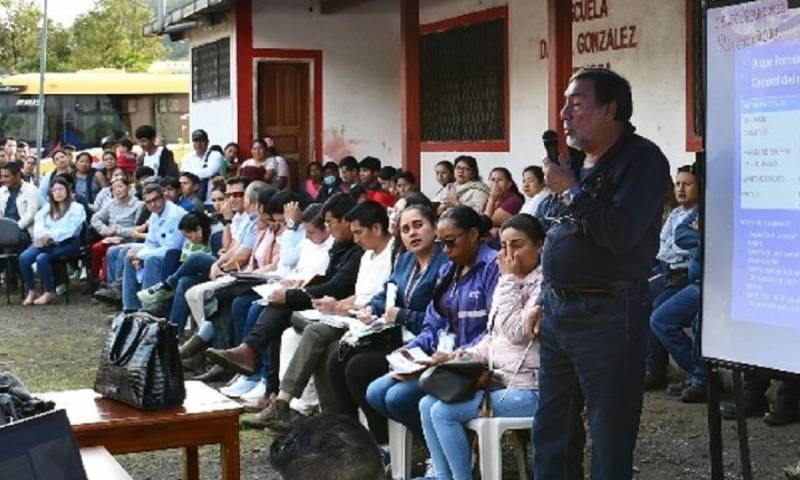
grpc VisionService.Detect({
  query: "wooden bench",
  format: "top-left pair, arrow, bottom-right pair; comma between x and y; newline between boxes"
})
41,381 -> 243,480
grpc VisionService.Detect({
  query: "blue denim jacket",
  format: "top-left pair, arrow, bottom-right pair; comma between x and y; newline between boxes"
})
674,209 -> 700,284
405,243 -> 500,355
368,246 -> 449,336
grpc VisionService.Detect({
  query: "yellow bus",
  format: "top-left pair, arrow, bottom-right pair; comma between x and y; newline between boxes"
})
0,69 -> 190,156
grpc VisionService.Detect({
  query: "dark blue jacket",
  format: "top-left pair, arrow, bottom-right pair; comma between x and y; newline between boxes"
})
368,246 -> 449,336
405,243 -> 500,355
675,209 -> 701,284
541,127 -> 671,288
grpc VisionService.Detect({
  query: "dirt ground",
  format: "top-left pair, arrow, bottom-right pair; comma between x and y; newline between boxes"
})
2,292 -> 799,479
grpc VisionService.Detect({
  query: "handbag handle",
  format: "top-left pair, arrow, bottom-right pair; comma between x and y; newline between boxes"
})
109,318 -> 149,366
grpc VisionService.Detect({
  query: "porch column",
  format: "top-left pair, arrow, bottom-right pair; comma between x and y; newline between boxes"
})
547,0 -> 572,154
401,0 -> 421,180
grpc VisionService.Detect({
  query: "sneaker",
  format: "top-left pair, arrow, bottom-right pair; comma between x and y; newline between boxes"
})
137,282 -> 174,305
240,379 -> 268,402
55,284 -> 66,296
764,408 -> 800,427
681,382 -> 708,403
220,375 -> 261,398
424,458 -> 435,477
720,397 -> 768,420
79,267 -> 87,281
667,380 -> 688,396
94,287 -> 122,306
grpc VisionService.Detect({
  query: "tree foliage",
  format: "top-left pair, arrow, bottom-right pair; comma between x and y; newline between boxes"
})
71,0 -> 166,71
0,0 -> 180,74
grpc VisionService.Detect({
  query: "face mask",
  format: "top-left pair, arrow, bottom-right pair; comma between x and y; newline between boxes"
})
323,175 -> 337,186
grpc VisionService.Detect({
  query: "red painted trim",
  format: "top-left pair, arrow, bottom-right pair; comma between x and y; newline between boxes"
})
419,6 -> 510,153
420,6 -> 508,34
234,1 -> 323,162
421,141 -> 509,153
685,0 -> 703,152
235,0 -> 254,158
251,48 -> 324,163
547,0 -> 572,156
401,0 -> 421,180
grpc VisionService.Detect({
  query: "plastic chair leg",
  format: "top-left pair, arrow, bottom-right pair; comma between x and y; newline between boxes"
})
388,420 -> 413,480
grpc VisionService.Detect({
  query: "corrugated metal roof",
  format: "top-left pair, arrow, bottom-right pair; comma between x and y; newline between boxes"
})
144,0 -> 235,35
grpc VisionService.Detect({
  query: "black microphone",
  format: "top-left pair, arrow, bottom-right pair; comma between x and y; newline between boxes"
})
542,130 -> 560,165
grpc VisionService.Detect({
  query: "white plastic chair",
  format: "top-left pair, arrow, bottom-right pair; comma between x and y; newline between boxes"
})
466,416 -> 534,480
388,419 -> 414,479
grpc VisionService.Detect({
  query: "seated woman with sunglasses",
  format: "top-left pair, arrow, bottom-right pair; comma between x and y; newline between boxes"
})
418,214 -> 544,480
365,206 -> 500,438
325,204 -> 449,445
19,176 -> 87,305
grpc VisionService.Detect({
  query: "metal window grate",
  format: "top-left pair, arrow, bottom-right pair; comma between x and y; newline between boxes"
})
191,38 -> 230,101
421,18 -> 505,143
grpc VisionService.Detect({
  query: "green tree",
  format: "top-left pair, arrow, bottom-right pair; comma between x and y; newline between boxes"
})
71,0 -> 166,71
0,0 -> 76,73
0,0 -> 43,73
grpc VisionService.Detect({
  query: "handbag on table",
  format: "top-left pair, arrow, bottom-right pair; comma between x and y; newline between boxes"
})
94,312 -> 185,410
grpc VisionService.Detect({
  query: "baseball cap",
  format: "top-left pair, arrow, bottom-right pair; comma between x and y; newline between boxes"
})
191,129 -> 209,142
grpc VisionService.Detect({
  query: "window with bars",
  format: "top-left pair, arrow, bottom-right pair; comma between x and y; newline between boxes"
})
191,38 -> 231,101
420,16 -> 507,147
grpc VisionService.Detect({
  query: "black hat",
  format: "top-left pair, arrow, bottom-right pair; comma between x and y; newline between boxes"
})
191,129 -> 209,142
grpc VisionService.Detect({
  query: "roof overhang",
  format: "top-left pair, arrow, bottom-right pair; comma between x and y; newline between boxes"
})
144,0 -> 236,40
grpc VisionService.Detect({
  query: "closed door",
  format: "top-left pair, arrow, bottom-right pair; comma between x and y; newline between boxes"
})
257,61 -> 310,191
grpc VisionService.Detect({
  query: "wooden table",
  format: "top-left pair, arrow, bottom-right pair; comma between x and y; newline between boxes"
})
41,381 -> 243,480
80,447 -> 133,480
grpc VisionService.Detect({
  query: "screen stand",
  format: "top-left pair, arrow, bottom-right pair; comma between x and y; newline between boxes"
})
706,361 -> 753,480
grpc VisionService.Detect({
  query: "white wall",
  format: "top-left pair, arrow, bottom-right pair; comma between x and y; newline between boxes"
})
251,0 -> 402,165
570,0 -> 693,170
186,13 -> 237,149
419,0 -> 693,196
419,0 -> 550,196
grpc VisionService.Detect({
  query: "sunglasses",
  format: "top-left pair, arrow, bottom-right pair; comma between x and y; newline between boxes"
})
226,191 -> 245,198
440,232 -> 466,249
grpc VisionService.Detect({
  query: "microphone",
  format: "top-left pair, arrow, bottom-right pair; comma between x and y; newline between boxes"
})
542,130 -> 560,165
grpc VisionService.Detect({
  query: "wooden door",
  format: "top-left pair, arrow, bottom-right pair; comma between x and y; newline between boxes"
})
257,62 -> 310,191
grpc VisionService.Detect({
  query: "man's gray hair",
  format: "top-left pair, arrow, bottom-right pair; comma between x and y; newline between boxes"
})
245,180 -> 273,204
142,183 -> 164,197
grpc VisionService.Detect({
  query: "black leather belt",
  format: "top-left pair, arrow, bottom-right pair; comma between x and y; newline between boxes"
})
551,281 -> 636,300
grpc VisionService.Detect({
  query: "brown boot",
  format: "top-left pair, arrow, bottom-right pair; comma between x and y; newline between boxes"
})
193,365 -> 235,383
242,399 -> 301,431
205,344 -> 258,376
182,352 -> 206,375
242,392 -> 276,413
179,335 -> 209,359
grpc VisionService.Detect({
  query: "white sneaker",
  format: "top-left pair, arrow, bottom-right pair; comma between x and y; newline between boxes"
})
55,284 -> 66,296
424,458 -> 435,477
219,375 -> 261,398
240,378 -> 268,402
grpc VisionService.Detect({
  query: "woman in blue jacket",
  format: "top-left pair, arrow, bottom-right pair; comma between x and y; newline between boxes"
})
366,205 -> 500,438
20,176 -> 86,305
326,204 -> 448,444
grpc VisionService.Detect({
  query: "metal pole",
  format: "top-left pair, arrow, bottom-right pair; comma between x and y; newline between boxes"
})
34,0 -> 48,180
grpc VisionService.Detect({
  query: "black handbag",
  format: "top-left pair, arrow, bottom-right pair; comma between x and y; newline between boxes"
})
418,357 -> 490,403
94,312 -> 185,410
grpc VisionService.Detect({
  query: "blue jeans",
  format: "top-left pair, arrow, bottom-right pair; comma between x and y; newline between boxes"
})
533,285 -> 649,480
166,252 -> 216,327
18,237 -> 82,292
646,274 -> 689,378
160,249 -> 183,282
421,389 -> 539,480
232,293 -> 269,382
366,374 -> 425,438
105,244 -> 131,287
122,254 -> 164,311
650,283 -> 705,385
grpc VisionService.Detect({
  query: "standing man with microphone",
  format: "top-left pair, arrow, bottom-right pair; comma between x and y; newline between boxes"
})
529,68 -> 670,479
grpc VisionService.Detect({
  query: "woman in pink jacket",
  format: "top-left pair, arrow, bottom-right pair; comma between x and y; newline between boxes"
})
418,213 -> 544,480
